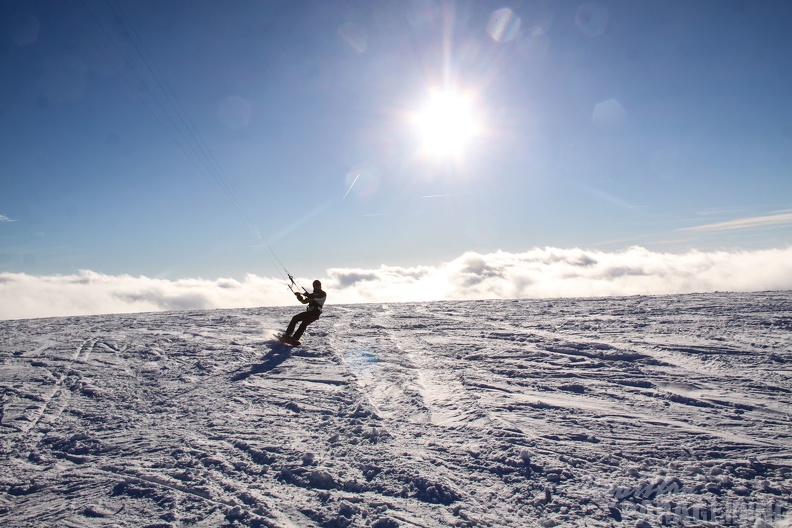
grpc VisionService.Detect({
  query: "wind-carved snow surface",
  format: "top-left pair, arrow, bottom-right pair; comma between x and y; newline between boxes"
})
1,292 -> 791,527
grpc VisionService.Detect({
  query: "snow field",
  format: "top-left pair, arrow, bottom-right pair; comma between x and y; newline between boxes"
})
1,291 -> 791,527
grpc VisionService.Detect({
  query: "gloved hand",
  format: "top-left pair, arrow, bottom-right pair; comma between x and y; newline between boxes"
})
295,292 -> 303,300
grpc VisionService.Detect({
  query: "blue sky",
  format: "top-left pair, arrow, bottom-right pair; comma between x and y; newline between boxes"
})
1,0 -> 792,319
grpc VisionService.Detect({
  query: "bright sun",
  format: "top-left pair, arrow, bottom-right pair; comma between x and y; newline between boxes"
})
412,90 -> 480,160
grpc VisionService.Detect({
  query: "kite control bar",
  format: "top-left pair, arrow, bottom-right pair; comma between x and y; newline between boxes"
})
287,273 -> 310,295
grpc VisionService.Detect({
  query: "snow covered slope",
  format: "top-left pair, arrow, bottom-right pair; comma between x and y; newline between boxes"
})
1,292 -> 790,527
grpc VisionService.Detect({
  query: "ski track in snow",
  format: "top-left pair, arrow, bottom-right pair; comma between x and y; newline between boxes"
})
1,292 -> 791,527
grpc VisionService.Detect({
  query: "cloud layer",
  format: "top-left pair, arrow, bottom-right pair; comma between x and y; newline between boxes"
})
325,246 -> 792,303
0,272 -> 289,321
2,246 -> 791,320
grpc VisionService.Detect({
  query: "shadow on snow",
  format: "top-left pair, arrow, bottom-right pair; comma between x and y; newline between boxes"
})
231,345 -> 291,381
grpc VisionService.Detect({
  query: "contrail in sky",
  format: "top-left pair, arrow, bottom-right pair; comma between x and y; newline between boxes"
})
342,173 -> 361,202
681,212 -> 792,232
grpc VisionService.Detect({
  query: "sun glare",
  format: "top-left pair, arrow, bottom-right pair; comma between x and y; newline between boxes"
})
412,90 -> 480,160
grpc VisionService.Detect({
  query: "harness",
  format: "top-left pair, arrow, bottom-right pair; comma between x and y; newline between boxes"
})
306,292 -> 326,313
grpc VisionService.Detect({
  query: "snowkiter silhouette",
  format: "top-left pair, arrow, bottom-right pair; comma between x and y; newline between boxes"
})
282,280 -> 326,344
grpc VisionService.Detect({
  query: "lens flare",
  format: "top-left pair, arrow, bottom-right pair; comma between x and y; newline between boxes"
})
575,2 -> 609,37
592,99 -> 626,128
8,12 -> 39,47
343,164 -> 380,200
487,8 -> 521,43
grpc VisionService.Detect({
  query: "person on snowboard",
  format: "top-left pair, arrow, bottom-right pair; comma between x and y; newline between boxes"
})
282,280 -> 326,343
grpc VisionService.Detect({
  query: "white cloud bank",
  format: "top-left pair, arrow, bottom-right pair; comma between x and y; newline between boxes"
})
0,272 -> 290,321
2,246 -> 791,320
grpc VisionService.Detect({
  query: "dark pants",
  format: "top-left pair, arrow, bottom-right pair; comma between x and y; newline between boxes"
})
286,310 -> 321,339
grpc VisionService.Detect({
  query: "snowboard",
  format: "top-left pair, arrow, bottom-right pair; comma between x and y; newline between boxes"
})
274,333 -> 301,346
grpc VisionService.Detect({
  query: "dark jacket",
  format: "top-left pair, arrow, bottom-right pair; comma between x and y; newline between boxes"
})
299,289 -> 326,313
